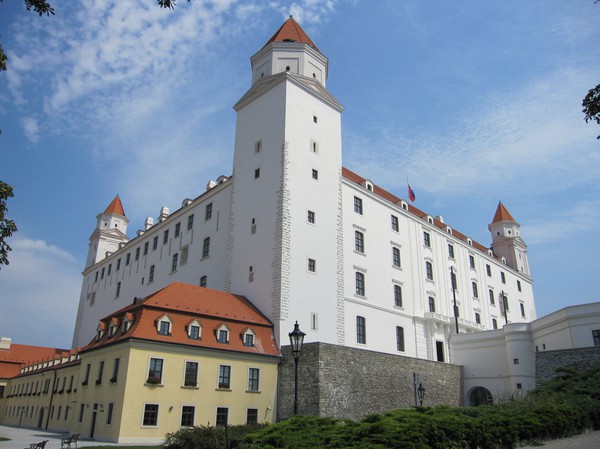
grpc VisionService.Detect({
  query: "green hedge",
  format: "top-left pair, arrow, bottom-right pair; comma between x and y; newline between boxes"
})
163,366 -> 600,449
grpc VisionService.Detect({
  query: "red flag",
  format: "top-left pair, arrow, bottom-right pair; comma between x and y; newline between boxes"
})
408,182 -> 416,202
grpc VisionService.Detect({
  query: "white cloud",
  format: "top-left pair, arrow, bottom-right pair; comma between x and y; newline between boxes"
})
20,117 -> 40,143
0,236 -> 81,348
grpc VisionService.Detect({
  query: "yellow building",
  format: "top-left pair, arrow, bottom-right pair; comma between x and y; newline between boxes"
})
0,283 -> 281,444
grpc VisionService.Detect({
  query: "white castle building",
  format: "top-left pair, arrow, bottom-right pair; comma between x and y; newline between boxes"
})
73,17 -> 536,365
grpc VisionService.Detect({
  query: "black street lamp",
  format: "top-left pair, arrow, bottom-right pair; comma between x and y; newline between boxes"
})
417,382 -> 426,407
288,321 -> 306,415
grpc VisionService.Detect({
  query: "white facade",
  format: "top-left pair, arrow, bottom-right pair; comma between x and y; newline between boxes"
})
450,302 -> 600,405
73,18 -> 537,364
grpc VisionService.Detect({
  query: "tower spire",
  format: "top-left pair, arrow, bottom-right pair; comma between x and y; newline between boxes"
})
85,196 -> 129,267
488,202 -> 529,276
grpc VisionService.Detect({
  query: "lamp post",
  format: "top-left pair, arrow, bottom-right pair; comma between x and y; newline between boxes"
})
288,321 -> 306,415
417,382 -> 426,407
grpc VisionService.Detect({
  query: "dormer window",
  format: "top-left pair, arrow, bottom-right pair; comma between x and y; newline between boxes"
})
108,319 -> 118,338
122,313 -> 133,334
96,323 -> 106,341
242,328 -> 255,347
187,320 -> 202,340
157,315 -> 172,336
216,324 -> 230,344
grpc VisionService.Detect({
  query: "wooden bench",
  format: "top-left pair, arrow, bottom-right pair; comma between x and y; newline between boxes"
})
60,433 -> 80,449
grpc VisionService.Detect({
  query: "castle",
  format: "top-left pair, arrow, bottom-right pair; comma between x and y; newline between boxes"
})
73,17 -> 536,360
0,17 -> 542,442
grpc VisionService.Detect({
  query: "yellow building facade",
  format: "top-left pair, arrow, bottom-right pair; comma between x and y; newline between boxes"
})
0,283 -> 281,444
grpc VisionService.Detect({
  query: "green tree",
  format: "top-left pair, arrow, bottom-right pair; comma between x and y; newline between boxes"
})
0,181 -> 18,269
583,84 -> 600,140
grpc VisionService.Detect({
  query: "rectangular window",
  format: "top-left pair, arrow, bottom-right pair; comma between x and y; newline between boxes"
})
354,196 -> 363,214
78,404 -> 85,423
107,264 -> 112,276
101,267 -> 105,279
202,237 -> 210,258
184,361 -> 198,387
143,404 -> 159,426
308,258 -> 316,272
429,296 -> 436,313
93,364 -> 103,388
244,333 -> 254,347
187,214 -> 194,230
396,326 -> 405,352
436,341 -> 445,362
486,264 -> 491,276
492,318 -> 498,329
489,289 -> 495,305
175,222 -> 181,237
391,215 -> 399,232
158,321 -> 171,336
83,364 -> 91,386
126,253 -> 131,265
254,168 -> 260,179
355,271 -> 365,296
135,247 -> 140,261
312,169 -> 319,180
216,407 -> 228,427
116,258 -> 121,271
448,244 -> 455,259
189,325 -> 200,340
163,230 -> 169,244
111,358 -> 120,383
172,253 -> 178,272
247,408 -> 258,425
501,271 -> 506,284
116,281 -> 121,298
255,140 -> 261,153
149,265 -> 155,283
520,303 -> 526,318
392,247 -> 401,267
218,365 -> 231,389
394,285 -> 402,307
95,272 -> 99,283
469,255 -> 475,269
205,203 -> 213,220
423,232 -> 431,248
200,276 -> 207,287
144,242 -> 149,256
248,368 -> 260,392
218,329 -> 228,343
475,312 -> 481,324
148,358 -> 163,384
181,406 -> 195,427
354,231 -> 364,253
307,210 -> 315,224
472,282 -> 479,298
356,316 -> 366,344
106,403 -> 113,425
153,236 -> 158,250
425,262 -> 433,281
517,280 -> 522,292
593,330 -> 600,346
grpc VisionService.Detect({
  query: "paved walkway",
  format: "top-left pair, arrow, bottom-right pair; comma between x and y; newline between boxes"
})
0,424 -> 147,448
520,430 -> 600,449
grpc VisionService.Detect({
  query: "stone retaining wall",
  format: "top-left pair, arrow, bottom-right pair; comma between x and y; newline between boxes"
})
536,346 -> 600,385
278,342 -> 462,421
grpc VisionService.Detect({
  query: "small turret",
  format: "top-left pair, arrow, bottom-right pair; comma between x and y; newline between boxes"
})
488,202 -> 530,276
85,195 -> 129,267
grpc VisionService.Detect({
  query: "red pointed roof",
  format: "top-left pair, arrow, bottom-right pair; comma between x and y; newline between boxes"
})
263,16 -> 318,50
491,202 -> 515,223
104,195 -> 125,216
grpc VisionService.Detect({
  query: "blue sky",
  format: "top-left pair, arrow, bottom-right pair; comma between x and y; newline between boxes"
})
1,0 -> 599,349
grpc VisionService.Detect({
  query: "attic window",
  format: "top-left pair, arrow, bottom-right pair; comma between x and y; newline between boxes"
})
216,324 -> 230,344
467,238 -> 473,246
313,73 -> 316,78
122,319 -> 132,334
427,216 -> 433,224
96,324 -> 105,341
242,329 -> 255,347
187,320 -> 202,340
157,315 -> 172,336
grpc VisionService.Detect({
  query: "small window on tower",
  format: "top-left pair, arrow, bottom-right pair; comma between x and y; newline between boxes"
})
254,168 -> 260,179
313,115 -> 317,123
312,169 -> 319,180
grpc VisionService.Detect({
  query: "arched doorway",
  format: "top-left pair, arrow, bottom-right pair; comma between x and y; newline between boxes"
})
37,407 -> 44,428
469,387 -> 493,406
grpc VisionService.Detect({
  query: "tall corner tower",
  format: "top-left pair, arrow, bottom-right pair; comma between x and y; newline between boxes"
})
488,202 -> 530,276
227,17 -> 345,346
85,195 -> 129,268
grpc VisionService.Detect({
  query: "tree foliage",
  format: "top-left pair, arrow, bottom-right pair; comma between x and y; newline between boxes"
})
583,84 -> 600,140
0,180 -> 18,269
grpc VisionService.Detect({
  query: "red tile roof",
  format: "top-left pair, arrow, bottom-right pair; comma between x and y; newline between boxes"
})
491,202 -> 515,223
104,195 -> 125,216
0,343 -> 67,379
263,16 -> 318,51
82,283 -> 280,358
342,167 -> 493,256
